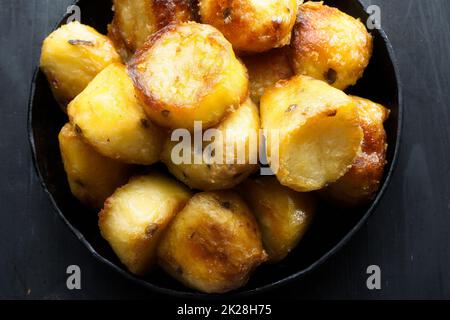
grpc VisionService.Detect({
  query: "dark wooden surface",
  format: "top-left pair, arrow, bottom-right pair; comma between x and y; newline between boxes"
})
0,0 -> 449,300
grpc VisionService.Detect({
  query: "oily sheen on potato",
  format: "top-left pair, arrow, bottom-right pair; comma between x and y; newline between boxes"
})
320,96 -> 389,207
157,191 -> 267,293
128,22 -> 249,131
290,2 -> 373,90
199,0 -> 298,53
240,177 -> 316,262
242,47 -> 294,104
67,63 -> 165,165
260,75 -> 364,192
58,123 -> 132,209
40,21 -> 121,108
161,98 -> 260,191
99,173 -> 192,275
109,0 -> 198,59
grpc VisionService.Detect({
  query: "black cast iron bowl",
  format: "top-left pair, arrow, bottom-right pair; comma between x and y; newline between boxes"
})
28,0 -> 402,298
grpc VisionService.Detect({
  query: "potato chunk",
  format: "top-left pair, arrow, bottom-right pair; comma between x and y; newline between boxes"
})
290,2 -> 373,90
260,75 -> 363,192
199,0 -> 298,53
58,123 -> 131,209
240,177 -> 316,262
320,96 -> 389,206
40,21 -> 121,108
68,63 -> 165,165
128,22 -> 249,131
99,173 -> 192,275
109,0 -> 198,58
161,98 -> 259,190
157,191 -> 267,293
242,48 -> 294,104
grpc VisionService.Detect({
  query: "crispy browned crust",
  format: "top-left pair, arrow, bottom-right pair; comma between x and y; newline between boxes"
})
153,0 -> 199,29
290,2 -> 373,90
320,97 -> 389,206
199,0 -> 297,53
127,24 -> 215,124
107,22 -> 132,62
291,2 -> 339,55
343,103 -> 388,196
127,22 -> 248,130
111,0 -> 198,54
127,24 -> 178,118
157,191 -> 268,293
242,47 -> 294,103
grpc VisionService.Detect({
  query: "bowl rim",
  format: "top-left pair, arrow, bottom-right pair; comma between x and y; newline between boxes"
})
28,0 -> 403,299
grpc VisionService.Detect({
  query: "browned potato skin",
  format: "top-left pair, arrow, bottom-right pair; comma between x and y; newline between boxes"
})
199,0 -> 298,53
128,22 -> 249,131
40,21 -> 121,108
109,0 -> 198,58
108,21 -> 132,62
99,173 -> 192,275
320,96 -> 389,207
290,2 -> 373,90
157,191 -> 268,293
58,123 -> 131,209
242,47 -> 294,104
240,177 -> 316,262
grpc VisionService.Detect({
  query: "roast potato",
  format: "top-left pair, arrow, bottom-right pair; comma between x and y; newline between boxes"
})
240,177 -> 316,262
161,98 -> 260,190
58,123 -> 132,209
128,22 -> 249,131
242,47 -> 294,104
40,21 -> 121,109
68,63 -> 165,165
157,191 -> 267,293
260,75 -> 363,192
199,0 -> 298,53
109,0 -> 198,58
320,96 -> 389,207
99,173 -> 192,275
290,1 -> 373,90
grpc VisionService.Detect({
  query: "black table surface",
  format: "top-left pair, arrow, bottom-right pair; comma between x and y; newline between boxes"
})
0,0 -> 449,300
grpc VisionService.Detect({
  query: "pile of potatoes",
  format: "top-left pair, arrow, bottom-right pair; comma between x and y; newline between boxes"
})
40,0 -> 389,293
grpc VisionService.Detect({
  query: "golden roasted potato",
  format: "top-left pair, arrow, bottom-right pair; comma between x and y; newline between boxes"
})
260,75 -> 363,192
58,123 -> 132,209
240,177 -> 316,262
68,63 -> 165,165
161,98 -> 260,190
128,22 -> 249,131
290,1 -> 373,90
99,173 -> 192,275
242,47 -> 294,104
40,21 -> 121,108
157,191 -> 267,293
109,0 -> 198,58
199,0 -> 298,53
320,96 -> 389,207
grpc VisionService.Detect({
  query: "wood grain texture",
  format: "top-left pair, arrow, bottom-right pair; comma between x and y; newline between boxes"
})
0,0 -> 449,299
